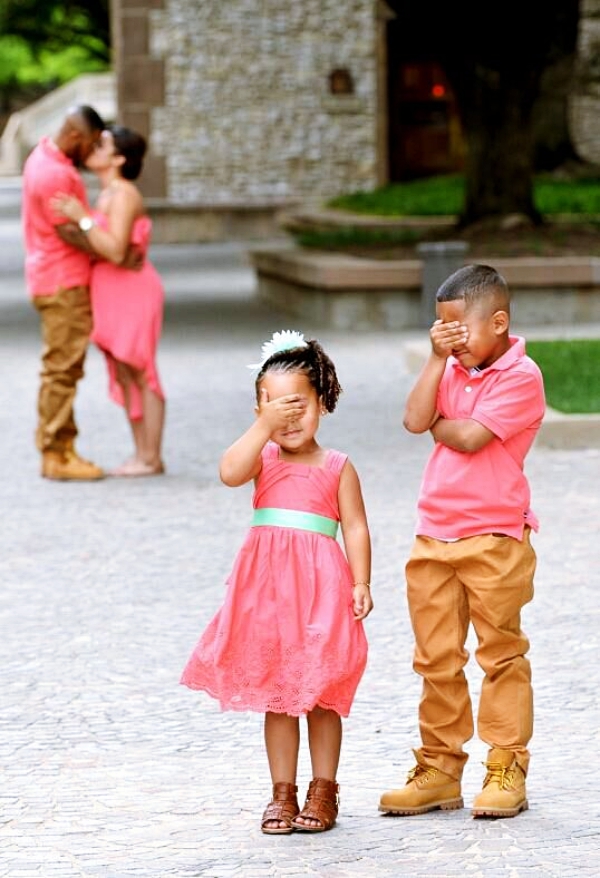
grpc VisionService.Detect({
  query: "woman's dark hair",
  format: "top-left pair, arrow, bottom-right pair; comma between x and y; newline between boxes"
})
256,339 -> 342,413
109,124 -> 147,181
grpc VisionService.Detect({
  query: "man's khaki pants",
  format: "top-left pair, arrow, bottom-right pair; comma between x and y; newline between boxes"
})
33,286 -> 92,454
406,529 -> 536,780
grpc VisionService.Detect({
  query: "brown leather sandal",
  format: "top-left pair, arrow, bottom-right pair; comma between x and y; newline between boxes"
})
261,782 -> 299,835
290,778 -> 339,832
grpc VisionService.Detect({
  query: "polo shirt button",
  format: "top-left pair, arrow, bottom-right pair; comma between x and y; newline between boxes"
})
465,386 -> 472,392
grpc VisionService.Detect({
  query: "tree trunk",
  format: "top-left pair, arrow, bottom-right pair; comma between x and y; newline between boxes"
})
452,74 -> 542,225
387,0 -> 582,227
434,1 -> 556,227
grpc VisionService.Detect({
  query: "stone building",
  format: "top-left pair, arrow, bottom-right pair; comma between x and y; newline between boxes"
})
111,0 -> 391,239
110,0 -> 600,241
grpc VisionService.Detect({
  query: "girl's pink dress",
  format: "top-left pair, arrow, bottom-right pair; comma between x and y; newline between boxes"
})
90,212 -> 164,420
180,442 -> 368,717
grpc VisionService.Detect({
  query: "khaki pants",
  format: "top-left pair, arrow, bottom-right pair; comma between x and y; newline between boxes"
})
406,530 -> 536,780
33,286 -> 92,454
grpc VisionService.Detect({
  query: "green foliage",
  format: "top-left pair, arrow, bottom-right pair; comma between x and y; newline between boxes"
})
534,176 -> 600,213
328,175 -> 600,217
0,1 -> 109,104
0,34 -> 106,91
526,339 -> 600,413
0,1 -> 110,62
329,176 -> 465,216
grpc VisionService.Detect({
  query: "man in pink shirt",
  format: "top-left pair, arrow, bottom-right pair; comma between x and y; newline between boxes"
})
379,264 -> 545,819
22,104 -> 105,480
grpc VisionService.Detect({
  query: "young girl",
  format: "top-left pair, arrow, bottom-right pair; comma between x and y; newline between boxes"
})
180,330 -> 373,834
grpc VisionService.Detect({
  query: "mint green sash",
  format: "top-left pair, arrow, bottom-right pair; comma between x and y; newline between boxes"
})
252,507 -> 338,538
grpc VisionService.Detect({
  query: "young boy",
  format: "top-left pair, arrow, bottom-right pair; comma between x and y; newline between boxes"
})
380,264 -> 545,818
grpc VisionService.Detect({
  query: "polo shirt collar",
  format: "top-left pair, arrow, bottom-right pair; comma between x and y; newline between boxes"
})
40,136 -> 73,167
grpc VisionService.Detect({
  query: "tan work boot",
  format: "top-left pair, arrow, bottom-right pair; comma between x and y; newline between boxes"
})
42,450 -> 104,481
379,754 -> 463,815
471,748 -> 528,818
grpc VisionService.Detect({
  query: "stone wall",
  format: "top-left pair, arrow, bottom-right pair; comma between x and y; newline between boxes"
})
571,0 -> 600,163
148,0 -> 379,206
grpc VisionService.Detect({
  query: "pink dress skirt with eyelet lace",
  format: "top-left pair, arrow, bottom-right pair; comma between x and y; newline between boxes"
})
180,442 -> 368,717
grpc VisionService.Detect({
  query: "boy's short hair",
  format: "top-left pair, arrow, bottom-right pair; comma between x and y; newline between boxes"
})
436,264 -> 510,314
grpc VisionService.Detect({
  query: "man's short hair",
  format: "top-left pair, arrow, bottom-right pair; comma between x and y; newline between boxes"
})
70,104 -> 105,134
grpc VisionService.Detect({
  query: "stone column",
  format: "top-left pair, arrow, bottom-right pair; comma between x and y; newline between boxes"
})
110,0 -> 167,198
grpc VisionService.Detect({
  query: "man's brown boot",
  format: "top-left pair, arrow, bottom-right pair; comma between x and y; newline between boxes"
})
379,753 -> 463,815
471,748 -> 528,818
42,450 -> 104,481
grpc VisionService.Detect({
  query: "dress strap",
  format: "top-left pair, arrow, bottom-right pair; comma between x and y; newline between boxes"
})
252,508 -> 339,538
261,441 -> 280,461
325,449 -> 348,475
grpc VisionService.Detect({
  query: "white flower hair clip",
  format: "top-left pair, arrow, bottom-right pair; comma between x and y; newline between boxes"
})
247,329 -> 308,372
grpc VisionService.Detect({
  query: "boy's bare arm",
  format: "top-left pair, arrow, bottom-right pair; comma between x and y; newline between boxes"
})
403,319 -> 468,433
431,416 -> 495,453
403,354 -> 446,432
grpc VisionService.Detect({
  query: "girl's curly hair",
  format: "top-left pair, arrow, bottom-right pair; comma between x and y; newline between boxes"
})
255,339 -> 342,412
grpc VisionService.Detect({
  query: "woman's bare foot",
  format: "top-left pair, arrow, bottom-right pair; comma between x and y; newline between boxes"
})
111,458 -> 165,477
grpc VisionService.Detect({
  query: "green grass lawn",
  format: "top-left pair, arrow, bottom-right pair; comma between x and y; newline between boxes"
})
526,339 -> 600,413
328,174 -> 600,216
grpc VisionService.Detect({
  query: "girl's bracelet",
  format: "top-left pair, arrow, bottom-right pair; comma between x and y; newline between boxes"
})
353,581 -> 371,589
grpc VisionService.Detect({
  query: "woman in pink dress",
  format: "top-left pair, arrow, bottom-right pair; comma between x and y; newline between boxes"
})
51,125 -> 165,477
180,331 -> 373,834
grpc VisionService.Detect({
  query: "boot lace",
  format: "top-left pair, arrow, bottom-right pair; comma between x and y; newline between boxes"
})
482,760 -> 516,790
406,764 -> 438,785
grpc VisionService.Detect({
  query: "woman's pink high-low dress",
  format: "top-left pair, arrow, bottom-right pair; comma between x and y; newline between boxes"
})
90,212 -> 164,420
180,442 -> 368,717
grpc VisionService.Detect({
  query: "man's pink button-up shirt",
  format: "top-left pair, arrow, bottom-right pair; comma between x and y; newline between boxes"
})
22,137 -> 91,296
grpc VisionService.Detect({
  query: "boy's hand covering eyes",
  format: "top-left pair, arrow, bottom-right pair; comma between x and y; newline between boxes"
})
430,319 -> 468,359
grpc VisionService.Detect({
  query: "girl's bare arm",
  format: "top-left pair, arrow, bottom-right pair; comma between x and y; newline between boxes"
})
219,419 -> 272,487
219,388 -> 307,486
338,460 -> 373,620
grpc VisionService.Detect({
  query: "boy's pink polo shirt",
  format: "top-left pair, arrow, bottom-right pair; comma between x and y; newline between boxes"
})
22,137 -> 91,296
416,336 -> 545,541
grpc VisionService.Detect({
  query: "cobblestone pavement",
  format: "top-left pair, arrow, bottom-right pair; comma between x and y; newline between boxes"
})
1,180 -> 600,877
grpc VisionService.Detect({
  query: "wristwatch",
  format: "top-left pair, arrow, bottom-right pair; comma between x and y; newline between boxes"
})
78,216 -> 95,233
